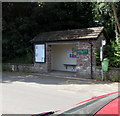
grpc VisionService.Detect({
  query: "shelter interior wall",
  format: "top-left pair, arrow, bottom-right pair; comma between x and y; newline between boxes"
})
51,44 -> 77,72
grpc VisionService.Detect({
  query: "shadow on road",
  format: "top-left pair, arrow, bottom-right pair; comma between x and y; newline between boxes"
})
2,71 -> 111,85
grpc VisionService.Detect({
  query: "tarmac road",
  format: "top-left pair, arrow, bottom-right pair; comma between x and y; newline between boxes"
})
1,72 -> 119,114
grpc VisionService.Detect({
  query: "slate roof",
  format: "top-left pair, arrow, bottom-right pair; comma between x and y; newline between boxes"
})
31,26 -> 104,43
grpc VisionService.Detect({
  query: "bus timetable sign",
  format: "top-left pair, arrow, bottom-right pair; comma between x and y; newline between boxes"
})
75,49 -> 88,55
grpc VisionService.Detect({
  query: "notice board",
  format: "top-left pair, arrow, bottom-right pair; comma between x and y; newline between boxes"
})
35,44 -> 45,62
75,49 -> 88,55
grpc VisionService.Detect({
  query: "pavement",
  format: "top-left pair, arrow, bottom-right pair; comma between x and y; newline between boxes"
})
2,71 -> 109,84
1,71 -> 119,114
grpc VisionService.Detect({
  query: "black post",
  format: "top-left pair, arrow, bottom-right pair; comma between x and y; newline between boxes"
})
91,43 -> 93,79
88,41 -> 93,79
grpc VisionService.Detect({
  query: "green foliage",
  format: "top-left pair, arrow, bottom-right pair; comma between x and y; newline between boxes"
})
95,38 -> 120,68
31,2 -> 93,31
110,75 -> 120,82
92,2 -> 113,25
94,49 -> 101,66
2,66 -> 12,72
105,40 -> 120,68
92,2 -> 120,68
95,71 -> 120,82
92,2 -> 120,41
2,3 -> 38,62
7,52 -> 33,64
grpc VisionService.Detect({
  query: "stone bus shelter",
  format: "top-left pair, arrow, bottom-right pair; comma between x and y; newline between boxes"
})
31,26 -> 107,78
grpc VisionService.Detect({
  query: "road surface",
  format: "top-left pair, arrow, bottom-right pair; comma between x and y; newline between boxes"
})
1,72 -> 119,114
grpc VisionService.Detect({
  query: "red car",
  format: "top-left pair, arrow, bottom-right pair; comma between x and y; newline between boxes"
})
32,91 -> 120,116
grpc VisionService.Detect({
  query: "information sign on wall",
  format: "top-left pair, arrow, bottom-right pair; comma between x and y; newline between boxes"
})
35,44 -> 45,62
75,49 -> 88,55
69,48 -> 77,58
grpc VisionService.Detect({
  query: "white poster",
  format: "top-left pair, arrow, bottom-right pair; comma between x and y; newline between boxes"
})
35,44 -> 45,62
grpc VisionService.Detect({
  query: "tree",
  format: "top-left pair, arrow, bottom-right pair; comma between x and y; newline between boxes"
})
92,2 -> 120,68
2,2 -> 93,63
2,2 -> 37,63
112,3 -> 120,44
92,2 -> 120,43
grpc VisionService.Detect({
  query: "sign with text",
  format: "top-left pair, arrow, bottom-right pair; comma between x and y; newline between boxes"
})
75,49 -> 88,55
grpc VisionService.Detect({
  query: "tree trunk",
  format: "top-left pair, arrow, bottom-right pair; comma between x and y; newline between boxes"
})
112,3 -> 120,34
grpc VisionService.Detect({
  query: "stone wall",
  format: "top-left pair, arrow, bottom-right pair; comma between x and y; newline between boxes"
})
46,44 -> 52,72
76,40 -> 99,78
95,67 -> 120,82
2,63 -> 120,82
76,41 -> 91,78
2,63 -> 47,73
75,33 -> 106,78
34,63 -> 47,72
